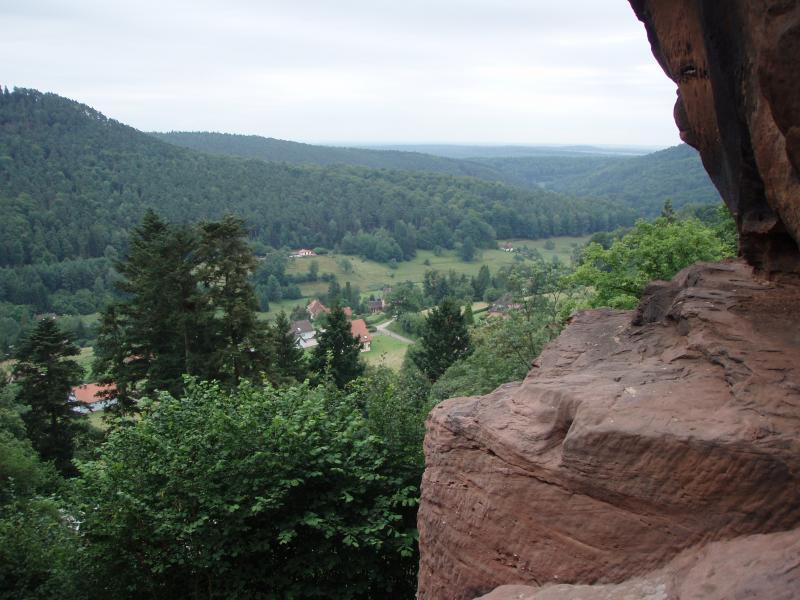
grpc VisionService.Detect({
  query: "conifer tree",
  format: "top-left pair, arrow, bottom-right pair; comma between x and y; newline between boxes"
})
463,303 -> 474,326
197,215 -> 271,386
309,304 -> 363,388
13,318 -> 84,473
270,311 -> 307,384
411,298 -> 472,382
94,211 -> 268,399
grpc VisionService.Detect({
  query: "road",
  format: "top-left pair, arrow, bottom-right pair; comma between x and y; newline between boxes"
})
375,318 -> 415,344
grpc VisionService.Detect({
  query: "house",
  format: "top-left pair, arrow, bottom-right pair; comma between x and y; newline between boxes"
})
290,248 -> 317,258
291,319 -> 317,348
500,242 -> 514,252
350,319 -> 372,352
488,294 -> 523,316
306,299 -> 330,320
367,298 -> 385,314
70,383 -> 117,414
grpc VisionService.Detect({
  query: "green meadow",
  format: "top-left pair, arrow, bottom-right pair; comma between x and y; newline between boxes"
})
270,235 -> 589,313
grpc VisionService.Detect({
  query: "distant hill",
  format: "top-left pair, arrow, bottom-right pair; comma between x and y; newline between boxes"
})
0,88 -> 633,315
358,143 -> 656,159
150,131 -> 503,180
544,144 -> 720,215
155,132 -> 718,217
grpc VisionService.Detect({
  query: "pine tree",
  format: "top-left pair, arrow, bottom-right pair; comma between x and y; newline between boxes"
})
463,303 -> 474,326
197,215 -> 271,386
94,211 -> 268,399
309,305 -> 363,388
13,318 -> 84,473
661,198 -> 676,223
270,311 -> 307,384
472,265 -> 491,300
411,298 -> 473,382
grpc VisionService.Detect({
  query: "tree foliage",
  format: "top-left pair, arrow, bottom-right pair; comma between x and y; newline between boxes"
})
310,305 -> 364,388
76,380 -> 419,599
93,212 -> 271,403
569,216 -> 734,308
411,299 -> 472,382
12,318 -> 84,473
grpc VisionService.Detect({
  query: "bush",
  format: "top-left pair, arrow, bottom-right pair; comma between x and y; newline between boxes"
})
76,380 -> 419,599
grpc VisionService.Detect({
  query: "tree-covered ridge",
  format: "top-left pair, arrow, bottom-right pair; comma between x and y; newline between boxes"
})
155,131 -> 719,219
0,88 -> 632,269
532,144 -> 719,216
151,130 -> 503,179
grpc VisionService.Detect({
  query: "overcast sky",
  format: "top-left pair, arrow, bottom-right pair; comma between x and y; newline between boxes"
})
2,0 -> 680,147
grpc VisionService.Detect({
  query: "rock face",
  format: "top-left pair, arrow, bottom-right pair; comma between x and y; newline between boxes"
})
474,528 -> 800,600
416,2 -> 800,598
416,262 -> 800,599
628,0 -> 800,273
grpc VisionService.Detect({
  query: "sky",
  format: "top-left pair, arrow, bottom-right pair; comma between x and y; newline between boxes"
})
1,0 -> 680,147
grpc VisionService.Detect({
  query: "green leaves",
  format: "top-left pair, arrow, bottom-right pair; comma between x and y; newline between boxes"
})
76,379 -> 419,598
569,216 -> 734,309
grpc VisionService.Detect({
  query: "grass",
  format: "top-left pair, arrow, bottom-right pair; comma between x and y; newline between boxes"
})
497,236 -> 588,263
87,409 -> 109,431
76,347 -> 95,382
264,236 -> 590,316
363,334 -> 412,371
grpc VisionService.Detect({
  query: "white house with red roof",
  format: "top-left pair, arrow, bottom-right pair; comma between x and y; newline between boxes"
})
290,248 -> 317,258
70,383 -> 117,414
350,319 -> 372,352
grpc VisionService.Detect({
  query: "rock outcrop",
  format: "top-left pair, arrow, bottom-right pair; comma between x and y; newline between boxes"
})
474,528 -> 800,600
417,262 -> 800,599
629,0 -> 800,274
416,2 -> 800,598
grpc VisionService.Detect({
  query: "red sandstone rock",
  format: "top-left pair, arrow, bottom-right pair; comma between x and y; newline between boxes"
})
629,0 -> 800,273
416,261 -> 800,599
474,528 -> 800,600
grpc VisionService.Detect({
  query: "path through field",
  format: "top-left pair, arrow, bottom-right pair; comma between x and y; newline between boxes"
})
375,318 -> 414,344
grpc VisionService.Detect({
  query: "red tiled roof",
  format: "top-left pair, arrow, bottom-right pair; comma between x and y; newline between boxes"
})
350,319 -> 372,343
71,383 -> 116,404
307,299 -> 330,318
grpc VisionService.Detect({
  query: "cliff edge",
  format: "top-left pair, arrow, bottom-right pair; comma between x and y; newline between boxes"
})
416,2 -> 800,598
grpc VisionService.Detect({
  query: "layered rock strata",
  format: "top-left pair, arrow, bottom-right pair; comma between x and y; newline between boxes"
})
416,261 -> 800,599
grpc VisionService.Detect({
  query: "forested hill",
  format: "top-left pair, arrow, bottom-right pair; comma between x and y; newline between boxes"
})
150,131 -> 502,180
0,88 -> 633,313
475,144 -> 720,216
156,131 -> 719,218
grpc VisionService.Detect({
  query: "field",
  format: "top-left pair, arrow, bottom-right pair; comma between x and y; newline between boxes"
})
76,347 -> 95,382
263,235 -> 590,317
363,334 -> 412,371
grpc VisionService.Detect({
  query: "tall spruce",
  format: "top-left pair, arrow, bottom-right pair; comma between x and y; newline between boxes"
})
310,304 -> 364,388
13,318 -> 84,473
197,215 -> 271,386
94,211 -> 268,400
411,298 -> 473,382
270,311 -> 307,384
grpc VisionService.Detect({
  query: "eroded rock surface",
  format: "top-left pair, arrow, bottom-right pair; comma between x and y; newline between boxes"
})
629,0 -> 800,272
416,261 -> 800,599
474,528 -> 800,600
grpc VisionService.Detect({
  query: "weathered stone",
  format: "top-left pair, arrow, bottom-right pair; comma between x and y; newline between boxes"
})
474,528 -> 800,600
416,262 -> 800,599
629,0 -> 800,273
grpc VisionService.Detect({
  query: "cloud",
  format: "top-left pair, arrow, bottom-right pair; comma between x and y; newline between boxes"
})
0,0 -> 678,145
